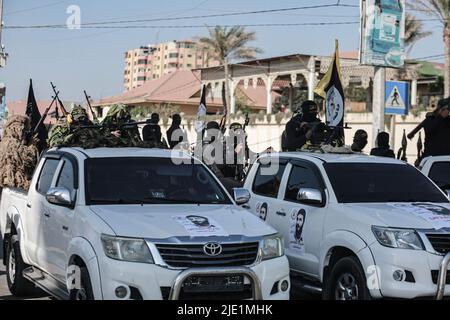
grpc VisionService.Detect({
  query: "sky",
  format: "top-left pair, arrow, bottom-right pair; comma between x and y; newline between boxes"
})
0,0 -> 446,102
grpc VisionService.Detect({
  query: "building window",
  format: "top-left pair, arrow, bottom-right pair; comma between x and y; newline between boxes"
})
188,54 -> 192,58
187,64 -> 192,68
137,76 -> 146,81
169,53 -> 178,58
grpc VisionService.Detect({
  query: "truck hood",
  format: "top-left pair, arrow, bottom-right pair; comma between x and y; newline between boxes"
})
89,204 -> 276,239
340,202 -> 450,231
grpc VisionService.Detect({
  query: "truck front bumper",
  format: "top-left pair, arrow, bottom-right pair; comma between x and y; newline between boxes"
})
97,255 -> 290,300
369,242 -> 450,299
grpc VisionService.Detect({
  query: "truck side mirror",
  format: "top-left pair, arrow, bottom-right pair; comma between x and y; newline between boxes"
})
296,188 -> 323,206
233,188 -> 251,205
46,187 -> 75,208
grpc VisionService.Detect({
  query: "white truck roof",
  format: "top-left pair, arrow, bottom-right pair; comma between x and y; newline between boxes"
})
50,147 -> 192,160
262,151 -> 406,165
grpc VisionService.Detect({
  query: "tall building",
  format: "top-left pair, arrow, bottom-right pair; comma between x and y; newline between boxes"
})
124,40 -> 218,91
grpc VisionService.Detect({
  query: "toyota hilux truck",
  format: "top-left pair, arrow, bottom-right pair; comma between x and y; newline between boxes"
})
242,151 -> 450,300
0,147 -> 290,300
420,156 -> 450,199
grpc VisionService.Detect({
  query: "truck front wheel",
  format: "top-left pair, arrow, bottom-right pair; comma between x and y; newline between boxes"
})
325,256 -> 371,300
69,266 -> 94,300
5,237 -> 37,296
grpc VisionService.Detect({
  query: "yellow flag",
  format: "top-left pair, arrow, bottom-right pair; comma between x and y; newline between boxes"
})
314,39 -> 343,98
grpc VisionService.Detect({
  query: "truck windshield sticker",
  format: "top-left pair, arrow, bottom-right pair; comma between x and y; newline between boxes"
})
255,202 -> 268,221
289,208 -> 306,252
389,203 -> 450,230
172,215 -> 229,237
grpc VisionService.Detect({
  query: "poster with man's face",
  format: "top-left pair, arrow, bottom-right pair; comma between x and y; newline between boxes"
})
255,202 -> 268,221
389,203 -> 450,230
172,215 -> 229,237
289,208 -> 307,253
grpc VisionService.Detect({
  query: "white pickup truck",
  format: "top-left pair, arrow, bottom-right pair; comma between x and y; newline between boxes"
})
243,151 -> 450,300
420,156 -> 450,198
0,147 -> 290,300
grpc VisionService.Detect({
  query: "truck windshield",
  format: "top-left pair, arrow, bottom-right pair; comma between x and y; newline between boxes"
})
85,157 -> 232,205
324,163 -> 449,203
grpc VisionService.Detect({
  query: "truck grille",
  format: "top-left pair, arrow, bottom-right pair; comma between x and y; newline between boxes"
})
431,270 -> 450,285
155,242 -> 259,268
426,234 -> 450,255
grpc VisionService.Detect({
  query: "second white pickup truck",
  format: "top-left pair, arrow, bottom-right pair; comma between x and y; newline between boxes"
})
0,147 -> 290,300
243,151 -> 450,300
420,155 -> 450,198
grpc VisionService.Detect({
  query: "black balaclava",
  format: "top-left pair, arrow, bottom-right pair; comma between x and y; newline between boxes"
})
172,114 -> 181,127
351,129 -> 368,152
376,131 -> 390,148
301,100 -> 319,122
150,113 -> 160,125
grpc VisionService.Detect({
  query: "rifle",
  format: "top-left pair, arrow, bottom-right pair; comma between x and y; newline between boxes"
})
32,91 -> 60,136
51,82 -> 68,117
84,90 -> 98,124
396,129 -> 408,162
219,82 -> 227,135
80,119 -> 151,130
234,113 -> 251,182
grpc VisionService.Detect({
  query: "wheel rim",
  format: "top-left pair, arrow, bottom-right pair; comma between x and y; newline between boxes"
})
8,247 -> 16,282
335,273 -> 359,300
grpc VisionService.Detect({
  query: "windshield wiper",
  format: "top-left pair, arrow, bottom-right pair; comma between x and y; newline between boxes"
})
143,196 -> 208,205
90,198 -> 158,205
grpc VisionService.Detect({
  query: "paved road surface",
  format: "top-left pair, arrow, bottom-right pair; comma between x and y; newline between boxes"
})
0,236 -> 50,300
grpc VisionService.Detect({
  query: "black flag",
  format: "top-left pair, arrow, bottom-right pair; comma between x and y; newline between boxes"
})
26,79 -> 48,153
315,40 -> 345,145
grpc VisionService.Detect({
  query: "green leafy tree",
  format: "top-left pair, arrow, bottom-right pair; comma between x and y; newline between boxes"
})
200,26 -> 262,119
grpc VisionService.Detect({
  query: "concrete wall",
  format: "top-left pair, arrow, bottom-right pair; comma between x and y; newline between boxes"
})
158,112 -> 427,165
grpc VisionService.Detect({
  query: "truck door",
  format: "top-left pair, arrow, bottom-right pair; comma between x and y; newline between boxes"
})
246,158 -> 288,224
276,160 -> 327,278
25,157 -> 60,270
42,156 -> 77,283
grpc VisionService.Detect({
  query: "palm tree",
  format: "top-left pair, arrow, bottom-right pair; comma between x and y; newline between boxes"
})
405,14 -> 432,53
413,1 -> 450,96
200,26 -> 262,115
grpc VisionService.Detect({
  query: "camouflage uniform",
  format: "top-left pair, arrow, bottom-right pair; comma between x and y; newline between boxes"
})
48,106 -> 106,149
100,104 -> 143,147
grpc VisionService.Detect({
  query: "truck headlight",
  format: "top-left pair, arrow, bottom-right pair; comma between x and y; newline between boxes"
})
260,235 -> 284,261
372,226 -> 424,250
101,235 -> 154,263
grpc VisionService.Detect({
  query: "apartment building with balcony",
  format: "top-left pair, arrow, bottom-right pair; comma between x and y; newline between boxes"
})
124,40 -> 218,91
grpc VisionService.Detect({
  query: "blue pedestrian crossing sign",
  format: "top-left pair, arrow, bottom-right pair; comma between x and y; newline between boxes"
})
385,80 -> 409,115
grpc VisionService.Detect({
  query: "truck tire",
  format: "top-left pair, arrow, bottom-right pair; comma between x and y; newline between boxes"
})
324,256 -> 371,300
5,237 -> 37,296
69,266 -> 94,300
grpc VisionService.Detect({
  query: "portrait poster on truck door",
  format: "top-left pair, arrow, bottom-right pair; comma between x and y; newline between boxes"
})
289,208 -> 306,252
172,215 -> 229,237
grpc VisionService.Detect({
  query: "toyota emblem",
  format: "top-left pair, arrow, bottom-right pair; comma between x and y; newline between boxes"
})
203,242 -> 222,256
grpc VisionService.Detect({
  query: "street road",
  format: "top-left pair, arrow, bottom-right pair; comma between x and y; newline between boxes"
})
0,235 -> 50,300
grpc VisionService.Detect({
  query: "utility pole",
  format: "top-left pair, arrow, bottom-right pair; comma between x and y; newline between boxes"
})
372,66 -> 386,146
0,0 -> 7,68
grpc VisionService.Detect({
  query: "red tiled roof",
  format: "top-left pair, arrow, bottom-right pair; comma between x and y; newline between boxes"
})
7,100 -> 59,125
339,51 -> 359,60
96,70 -> 283,110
